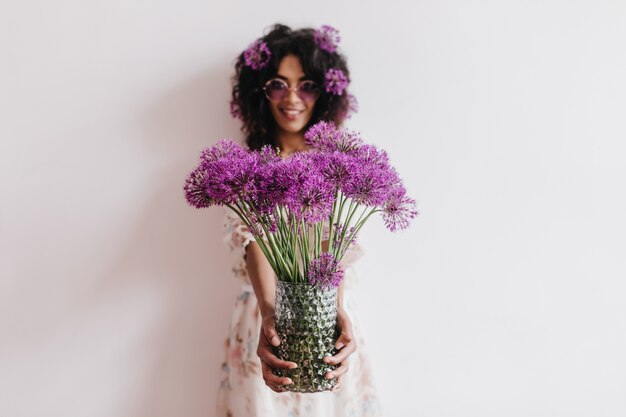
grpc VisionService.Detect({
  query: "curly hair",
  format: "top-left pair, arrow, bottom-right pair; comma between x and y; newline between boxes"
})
230,24 -> 354,151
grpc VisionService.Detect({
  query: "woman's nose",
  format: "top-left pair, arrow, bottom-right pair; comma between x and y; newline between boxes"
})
285,87 -> 301,103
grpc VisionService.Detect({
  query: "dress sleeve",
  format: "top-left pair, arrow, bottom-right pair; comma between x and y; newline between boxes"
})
222,207 -> 255,253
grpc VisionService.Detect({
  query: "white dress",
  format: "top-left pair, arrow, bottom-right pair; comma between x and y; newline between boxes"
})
216,207 -> 384,416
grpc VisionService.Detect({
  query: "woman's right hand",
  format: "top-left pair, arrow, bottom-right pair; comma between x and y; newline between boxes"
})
257,312 -> 298,393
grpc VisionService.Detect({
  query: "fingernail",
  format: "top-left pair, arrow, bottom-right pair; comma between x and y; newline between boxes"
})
285,379 -> 293,385
271,336 -> 280,346
336,342 -> 344,349
290,363 -> 298,369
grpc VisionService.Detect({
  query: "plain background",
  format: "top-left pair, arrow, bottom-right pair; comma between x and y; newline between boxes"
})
1,1 -> 625,416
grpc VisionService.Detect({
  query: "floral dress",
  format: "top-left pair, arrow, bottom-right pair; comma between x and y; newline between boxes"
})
216,208 -> 385,417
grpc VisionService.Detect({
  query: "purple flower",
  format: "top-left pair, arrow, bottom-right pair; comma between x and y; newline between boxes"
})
307,252 -> 344,289
184,166 -> 214,208
243,40 -> 271,70
200,140 -> 258,205
313,25 -> 341,53
342,145 -> 398,206
304,121 -> 362,154
267,152 -> 332,224
325,68 -> 349,96
332,223 -> 357,252
313,151 -> 358,190
382,186 -> 419,231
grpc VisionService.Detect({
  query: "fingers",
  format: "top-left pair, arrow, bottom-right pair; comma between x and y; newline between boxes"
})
325,357 -> 349,380
261,316 -> 281,347
262,360 -> 293,390
323,335 -> 357,366
257,327 -> 298,370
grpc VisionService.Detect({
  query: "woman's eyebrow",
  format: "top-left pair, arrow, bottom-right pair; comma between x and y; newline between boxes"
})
276,74 -> 308,81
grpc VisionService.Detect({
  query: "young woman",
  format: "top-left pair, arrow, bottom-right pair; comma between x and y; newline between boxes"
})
217,24 -> 384,416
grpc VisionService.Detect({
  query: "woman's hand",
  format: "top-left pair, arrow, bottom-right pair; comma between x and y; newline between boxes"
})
324,306 -> 357,392
256,312 -> 298,393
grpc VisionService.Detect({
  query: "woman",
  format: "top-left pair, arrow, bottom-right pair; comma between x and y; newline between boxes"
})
217,24 -> 384,416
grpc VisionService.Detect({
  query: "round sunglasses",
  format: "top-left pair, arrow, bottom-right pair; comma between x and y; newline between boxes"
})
262,78 -> 321,103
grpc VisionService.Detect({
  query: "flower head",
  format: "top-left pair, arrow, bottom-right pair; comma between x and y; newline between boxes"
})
342,145 -> 398,206
200,140 -> 258,205
184,166 -> 214,208
272,152 -> 333,224
382,186 -> 419,231
304,121 -> 362,154
325,68 -> 349,96
307,252 -> 344,289
243,40 -> 271,70
314,25 -> 341,53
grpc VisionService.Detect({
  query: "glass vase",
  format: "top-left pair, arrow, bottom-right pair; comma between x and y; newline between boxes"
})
273,280 -> 339,392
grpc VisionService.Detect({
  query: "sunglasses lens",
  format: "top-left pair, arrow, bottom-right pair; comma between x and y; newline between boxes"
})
297,81 -> 320,102
265,79 -> 287,101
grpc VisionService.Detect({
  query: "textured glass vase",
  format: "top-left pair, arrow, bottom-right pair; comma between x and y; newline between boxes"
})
273,280 -> 339,392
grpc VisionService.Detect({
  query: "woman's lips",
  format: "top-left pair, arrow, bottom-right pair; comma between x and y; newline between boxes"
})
280,108 -> 304,120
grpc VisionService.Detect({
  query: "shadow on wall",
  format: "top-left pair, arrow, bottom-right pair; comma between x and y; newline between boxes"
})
90,64 -> 244,417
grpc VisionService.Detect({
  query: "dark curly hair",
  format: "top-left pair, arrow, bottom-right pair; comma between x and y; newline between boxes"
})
230,24 -> 355,151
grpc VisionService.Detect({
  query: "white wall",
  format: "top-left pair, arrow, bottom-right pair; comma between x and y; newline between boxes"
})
2,1 -> 625,416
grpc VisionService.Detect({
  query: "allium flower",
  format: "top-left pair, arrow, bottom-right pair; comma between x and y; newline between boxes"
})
304,121 -> 362,154
307,252 -> 344,289
201,141 -> 258,205
200,139 -> 247,163
313,25 -> 341,53
285,170 -> 334,224
243,40 -> 271,70
343,145 -> 398,206
382,186 -> 419,232
313,151 -> 358,190
184,166 -> 214,208
229,98 -> 242,120
332,223 -> 357,252
325,68 -> 349,95
251,146 -> 286,215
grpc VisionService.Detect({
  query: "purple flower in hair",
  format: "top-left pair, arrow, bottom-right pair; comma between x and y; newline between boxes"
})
382,186 -> 419,231
314,25 -> 341,53
243,40 -> 271,70
325,68 -> 349,95
307,252 -> 344,289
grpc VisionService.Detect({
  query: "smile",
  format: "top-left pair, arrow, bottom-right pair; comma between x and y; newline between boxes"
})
280,108 -> 304,118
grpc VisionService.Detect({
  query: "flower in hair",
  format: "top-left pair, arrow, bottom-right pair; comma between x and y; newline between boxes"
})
314,25 -> 341,53
243,39 -> 271,70
324,68 -> 349,95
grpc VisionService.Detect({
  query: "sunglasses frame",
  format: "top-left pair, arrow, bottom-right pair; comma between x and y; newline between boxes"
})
262,78 -> 321,103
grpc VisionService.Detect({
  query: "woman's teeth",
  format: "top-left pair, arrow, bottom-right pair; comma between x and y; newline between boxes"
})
281,108 -> 303,117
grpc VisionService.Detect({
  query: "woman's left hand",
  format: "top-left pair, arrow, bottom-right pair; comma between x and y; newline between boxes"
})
323,306 -> 357,392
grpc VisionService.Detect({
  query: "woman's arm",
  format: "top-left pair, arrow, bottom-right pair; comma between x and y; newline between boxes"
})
246,241 -> 297,392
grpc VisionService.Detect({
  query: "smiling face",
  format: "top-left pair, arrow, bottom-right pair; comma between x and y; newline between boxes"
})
266,54 -> 318,134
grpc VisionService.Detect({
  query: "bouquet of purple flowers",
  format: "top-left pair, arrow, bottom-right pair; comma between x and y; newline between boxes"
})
185,121 -> 418,289
185,121 -> 418,392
